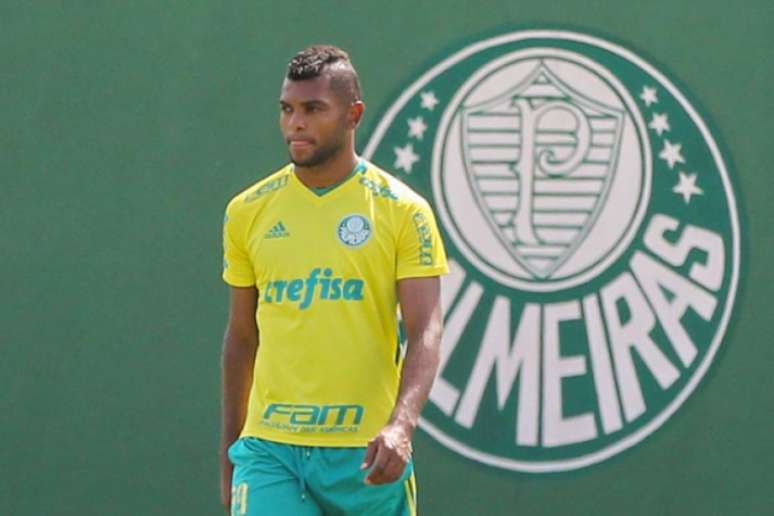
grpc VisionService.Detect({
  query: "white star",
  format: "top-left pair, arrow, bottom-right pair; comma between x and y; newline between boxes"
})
659,139 -> 685,169
673,171 -> 703,204
420,91 -> 439,111
640,86 -> 658,106
394,143 -> 419,173
648,112 -> 670,136
407,116 -> 428,140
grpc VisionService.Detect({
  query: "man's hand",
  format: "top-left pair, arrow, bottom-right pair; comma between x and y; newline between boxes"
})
220,455 -> 233,514
361,423 -> 413,485
359,276 -> 442,486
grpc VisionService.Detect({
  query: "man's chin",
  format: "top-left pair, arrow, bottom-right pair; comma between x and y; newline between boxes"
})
288,142 -> 342,168
289,152 -> 327,168
290,156 -> 317,168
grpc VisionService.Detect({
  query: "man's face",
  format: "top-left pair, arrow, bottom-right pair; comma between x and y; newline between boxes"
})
279,75 -> 352,168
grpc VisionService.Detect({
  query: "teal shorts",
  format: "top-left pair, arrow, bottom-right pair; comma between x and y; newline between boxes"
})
228,437 -> 417,516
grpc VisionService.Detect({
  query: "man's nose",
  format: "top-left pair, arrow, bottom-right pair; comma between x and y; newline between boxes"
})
289,112 -> 307,130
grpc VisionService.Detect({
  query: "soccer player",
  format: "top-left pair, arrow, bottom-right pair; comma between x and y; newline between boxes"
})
220,45 -> 448,516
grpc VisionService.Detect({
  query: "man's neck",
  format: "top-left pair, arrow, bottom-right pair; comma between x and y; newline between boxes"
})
294,152 -> 359,189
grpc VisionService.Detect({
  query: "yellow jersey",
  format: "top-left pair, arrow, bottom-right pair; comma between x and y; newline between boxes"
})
222,159 -> 448,446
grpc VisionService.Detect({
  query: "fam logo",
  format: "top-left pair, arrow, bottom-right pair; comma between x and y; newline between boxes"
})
364,30 -> 741,472
261,403 -> 365,434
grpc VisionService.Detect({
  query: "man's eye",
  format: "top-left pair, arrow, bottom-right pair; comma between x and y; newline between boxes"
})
281,105 -> 292,113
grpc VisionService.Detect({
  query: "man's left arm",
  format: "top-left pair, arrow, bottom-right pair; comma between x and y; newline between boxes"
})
362,275 -> 442,485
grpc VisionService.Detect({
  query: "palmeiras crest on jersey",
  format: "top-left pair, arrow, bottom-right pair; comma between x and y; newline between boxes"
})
364,30 -> 741,473
337,214 -> 372,247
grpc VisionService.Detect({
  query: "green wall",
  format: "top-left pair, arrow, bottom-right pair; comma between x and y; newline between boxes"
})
2,1 -> 772,514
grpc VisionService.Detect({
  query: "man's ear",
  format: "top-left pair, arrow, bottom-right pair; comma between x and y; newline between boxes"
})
349,101 -> 366,128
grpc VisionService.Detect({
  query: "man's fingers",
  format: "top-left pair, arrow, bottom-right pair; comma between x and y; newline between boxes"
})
377,452 -> 406,484
364,442 -> 389,484
382,455 -> 406,483
372,455 -> 399,484
361,439 -> 378,470
365,445 -> 408,485
221,482 -> 231,514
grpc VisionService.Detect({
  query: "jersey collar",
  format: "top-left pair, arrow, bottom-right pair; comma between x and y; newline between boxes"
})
290,159 -> 367,203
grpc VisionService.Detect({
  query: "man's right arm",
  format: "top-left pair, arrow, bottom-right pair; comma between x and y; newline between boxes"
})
220,286 -> 259,512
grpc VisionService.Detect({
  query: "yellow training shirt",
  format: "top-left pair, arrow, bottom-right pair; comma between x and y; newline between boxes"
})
222,159 -> 448,447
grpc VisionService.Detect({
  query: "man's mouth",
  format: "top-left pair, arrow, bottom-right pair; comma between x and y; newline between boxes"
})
288,138 -> 314,148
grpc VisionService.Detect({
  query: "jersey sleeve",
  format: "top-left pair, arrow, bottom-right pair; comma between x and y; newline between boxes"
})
222,201 -> 256,287
396,199 -> 449,279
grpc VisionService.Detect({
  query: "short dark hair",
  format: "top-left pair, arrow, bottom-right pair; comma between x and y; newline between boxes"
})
286,45 -> 362,103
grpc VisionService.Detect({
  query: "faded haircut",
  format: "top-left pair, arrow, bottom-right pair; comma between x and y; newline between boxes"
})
286,45 -> 362,103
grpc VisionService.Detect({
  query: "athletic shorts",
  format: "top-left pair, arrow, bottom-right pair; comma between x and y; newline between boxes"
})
228,437 -> 417,516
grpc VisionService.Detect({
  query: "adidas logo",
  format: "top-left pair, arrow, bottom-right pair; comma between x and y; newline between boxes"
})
265,221 -> 290,239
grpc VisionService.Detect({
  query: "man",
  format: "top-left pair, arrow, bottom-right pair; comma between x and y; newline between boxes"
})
220,45 -> 448,516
